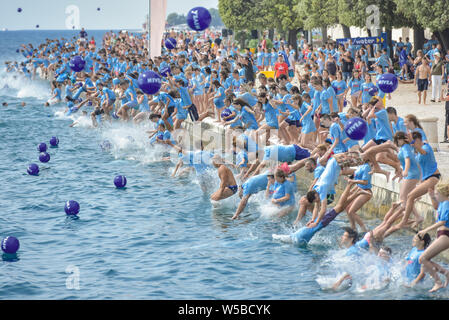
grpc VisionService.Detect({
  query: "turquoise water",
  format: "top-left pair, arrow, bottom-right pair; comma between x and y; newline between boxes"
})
0,30 -> 448,300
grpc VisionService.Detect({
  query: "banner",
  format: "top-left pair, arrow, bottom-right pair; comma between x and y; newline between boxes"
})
150,0 -> 167,58
336,32 -> 387,49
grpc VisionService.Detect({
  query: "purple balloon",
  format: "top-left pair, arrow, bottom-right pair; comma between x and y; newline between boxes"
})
377,73 -> 398,94
160,66 -> 171,77
64,200 -> 80,215
344,117 -> 368,141
186,7 -> 211,31
114,175 -> 127,188
368,86 -> 379,96
221,108 -> 235,121
36,25 -> 39,29
17,8 -> 22,13
27,163 -> 39,176
1,237 -> 20,254
39,152 -> 50,163
97,7 -> 101,11
137,71 -> 161,95
50,136 -> 59,147
38,143 -> 47,152
69,56 -> 86,72
165,37 -> 177,50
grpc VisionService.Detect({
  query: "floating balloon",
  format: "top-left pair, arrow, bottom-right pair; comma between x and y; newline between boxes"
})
38,142 -> 47,152
137,71 -> 161,95
64,200 -> 80,216
160,66 -> 171,77
221,108 -> 235,121
36,25 -> 39,29
186,7 -> 211,31
376,73 -> 398,94
344,117 -> 368,141
17,8 -> 22,13
97,7 -> 101,11
39,152 -> 50,163
100,140 -> 112,151
50,136 -> 59,147
69,56 -> 86,72
1,237 -> 20,254
165,37 -> 177,50
27,163 -> 39,176
16,49 -> 20,53
112,112 -> 119,119
114,175 -> 127,189
368,86 -> 379,96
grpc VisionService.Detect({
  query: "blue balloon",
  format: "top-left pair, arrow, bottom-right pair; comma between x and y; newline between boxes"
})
114,175 -> 127,188
97,7 -> 101,11
100,140 -> 112,151
344,117 -> 368,141
16,49 -> 20,53
17,8 -> 22,13
186,7 -> 211,31
368,86 -> 379,96
36,25 -> 39,29
38,143 -> 47,152
69,56 -> 86,72
138,71 -> 161,95
64,200 -> 80,215
39,152 -> 50,163
221,108 -> 235,121
377,73 -> 398,94
27,163 -> 39,176
50,136 -> 59,147
1,237 -> 20,254
160,66 -> 171,77
165,37 -> 177,50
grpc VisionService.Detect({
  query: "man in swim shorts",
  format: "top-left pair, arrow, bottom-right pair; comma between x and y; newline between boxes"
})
232,172 -> 270,220
210,155 -> 239,201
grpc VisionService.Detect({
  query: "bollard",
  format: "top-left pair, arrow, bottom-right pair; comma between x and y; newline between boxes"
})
419,117 -> 439,150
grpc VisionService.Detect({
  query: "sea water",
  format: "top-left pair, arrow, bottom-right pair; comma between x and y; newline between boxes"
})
0,30 -> 447,300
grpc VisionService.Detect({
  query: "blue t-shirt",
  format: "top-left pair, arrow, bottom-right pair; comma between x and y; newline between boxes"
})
272,181 -> 295,207
263,145 -> 296,162
374,109 -> 393,141
392,117 -> 407,134
416,143 -> 437,180
332,80 -> 347,96
263,102 -> 279,128
242,174 -> 268,196
313,157 -> 341,201
405,247 -> 424,281
398,143 -> 421,180
330,123 -> 348,154
354,163 -> 372,190
437,201 -> 449,228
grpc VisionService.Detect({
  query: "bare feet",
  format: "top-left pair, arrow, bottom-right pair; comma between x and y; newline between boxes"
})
429,281 -> 444,293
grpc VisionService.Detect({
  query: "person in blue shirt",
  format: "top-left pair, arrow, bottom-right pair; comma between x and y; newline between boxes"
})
229,98 -> 258,131
299,93 -> 317,150
386,107 -> 407,134
320,114 -> 347,154
405,233 -> 431,287
404,114 -> 428,143
46,80 -> 62,106
117,80 -> 138,121
272,180 -> 355,246
417,182 -> 449,292
348,70 -> 363,107
360,73 -> 376,104
232,172 -> 269,220
332,71 -> 348,112
267,169 -> 296,218
209,80 -> 226,122
263,47 -> 271,71
385,131 -> 440,236
256,91 -> 280,144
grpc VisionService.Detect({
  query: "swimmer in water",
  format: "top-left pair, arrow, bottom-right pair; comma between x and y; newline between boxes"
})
210,155 -> 238,201
272,180 -> 356,246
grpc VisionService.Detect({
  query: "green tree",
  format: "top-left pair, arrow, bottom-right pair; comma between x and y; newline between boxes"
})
209,8 -> 224,27
166,13 -> 180,26
411,0 -> 449,51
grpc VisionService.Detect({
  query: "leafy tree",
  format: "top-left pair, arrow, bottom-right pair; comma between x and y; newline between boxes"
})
209,8 -> 224,27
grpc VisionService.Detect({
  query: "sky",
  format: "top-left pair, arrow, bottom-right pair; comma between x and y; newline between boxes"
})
0,0 -> 218,30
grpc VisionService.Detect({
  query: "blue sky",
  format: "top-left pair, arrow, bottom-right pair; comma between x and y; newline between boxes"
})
0,0 -> 218,30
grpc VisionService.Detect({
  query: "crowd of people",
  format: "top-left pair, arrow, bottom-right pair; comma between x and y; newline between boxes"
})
4,26 -> 449,293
